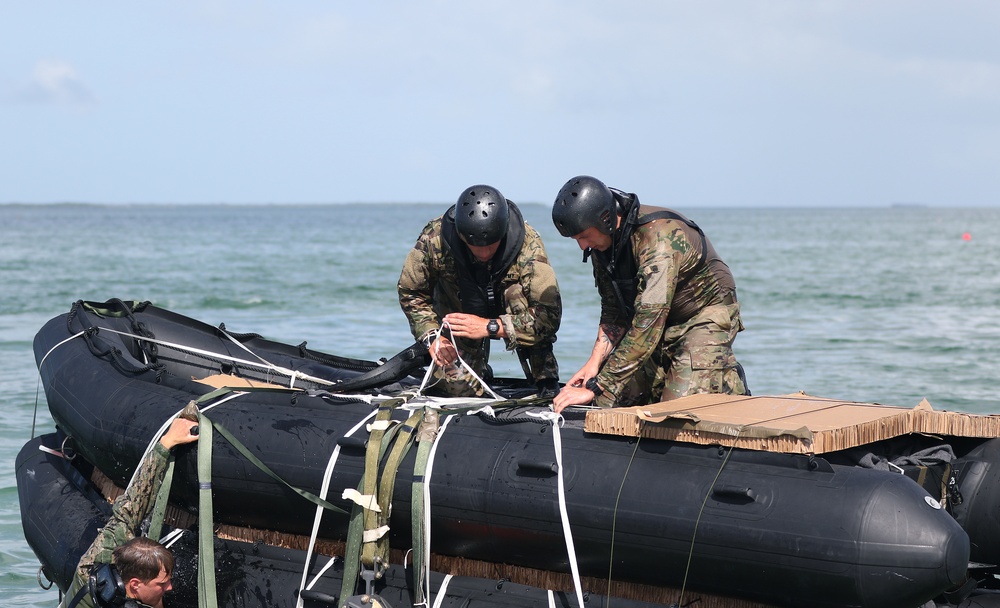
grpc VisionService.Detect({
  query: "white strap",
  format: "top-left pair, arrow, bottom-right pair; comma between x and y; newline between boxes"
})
296,409 -> 379,608
529,410 -> 586,608
430,573 -> 454,608
422,413 -> 455,606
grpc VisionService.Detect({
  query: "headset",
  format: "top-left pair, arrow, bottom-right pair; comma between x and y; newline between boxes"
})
88,563 -> 128,607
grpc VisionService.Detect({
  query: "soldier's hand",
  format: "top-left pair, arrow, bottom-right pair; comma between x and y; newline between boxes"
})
442,313 -> 490,339
160,417 -> 200,450
429,336 -> 458,366
552,385 -> 596,413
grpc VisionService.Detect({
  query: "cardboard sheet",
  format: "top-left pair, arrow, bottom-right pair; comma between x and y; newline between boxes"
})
584,392 -> 1000,454
193,373 -> 289,389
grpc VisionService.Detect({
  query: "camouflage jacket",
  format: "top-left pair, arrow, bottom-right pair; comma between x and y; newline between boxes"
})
398,211 -> 562,359
62,443 -> 171,608
592,204 -> 739,403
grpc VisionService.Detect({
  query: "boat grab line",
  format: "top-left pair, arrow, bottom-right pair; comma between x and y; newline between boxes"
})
96,326 -> 335,388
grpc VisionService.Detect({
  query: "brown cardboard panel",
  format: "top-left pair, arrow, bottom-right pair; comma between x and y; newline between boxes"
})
193,373 -> 288,389
584,392 -> 1000,454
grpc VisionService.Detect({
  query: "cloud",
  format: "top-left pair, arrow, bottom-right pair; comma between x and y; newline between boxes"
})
13,59 -> 95,107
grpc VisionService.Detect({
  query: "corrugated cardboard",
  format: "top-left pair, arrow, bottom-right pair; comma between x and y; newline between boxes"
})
584,392 -> 1000,454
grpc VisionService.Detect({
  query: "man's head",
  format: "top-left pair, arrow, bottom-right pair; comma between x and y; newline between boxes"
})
552,175 -> 618,252
113,537 -> 174,606
455,185 -> 509,262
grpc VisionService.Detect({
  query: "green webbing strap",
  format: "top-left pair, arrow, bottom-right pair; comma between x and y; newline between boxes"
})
196,412 -> 219,608
410,407 -> 439,607
193,388 -> 349,514
364,409 -> 423,569
194,384 -> 299,405
339,478 -> 367,607
148,456 -> 174,542
340,399 -> 403,607
360,402 -> 398,567
211,422 -> 347,514
150,401 -> 200,542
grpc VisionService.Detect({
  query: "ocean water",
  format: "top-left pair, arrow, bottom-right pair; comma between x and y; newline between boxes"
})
2,202 -> 999,606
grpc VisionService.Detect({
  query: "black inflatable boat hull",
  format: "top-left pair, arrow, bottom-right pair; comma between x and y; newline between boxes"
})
18,433 -> 680,608
30,300 -> 978,607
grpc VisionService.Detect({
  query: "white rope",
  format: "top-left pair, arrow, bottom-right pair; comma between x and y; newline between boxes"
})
528,410 -> 585,608
36,330 -> 87,372
416,325 -> 502,400
217,325 -> 294,388
547,589 -> 557,608
96,326 -> 335,388
296,408 -> 380,608
422,413 -> 456,606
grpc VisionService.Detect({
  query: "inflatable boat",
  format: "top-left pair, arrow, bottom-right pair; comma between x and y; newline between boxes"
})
16,432 -> 680,608
19,299 -> 1000,607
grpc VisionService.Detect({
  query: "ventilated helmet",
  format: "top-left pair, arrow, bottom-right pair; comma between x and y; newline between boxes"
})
552,175 -> 616,237
455,185 -> 509,246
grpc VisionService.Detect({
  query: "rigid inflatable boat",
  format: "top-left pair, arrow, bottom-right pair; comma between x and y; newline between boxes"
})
19,299 -> 1000,607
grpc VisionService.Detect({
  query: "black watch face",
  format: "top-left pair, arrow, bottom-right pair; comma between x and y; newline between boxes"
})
488,320 -> 499,336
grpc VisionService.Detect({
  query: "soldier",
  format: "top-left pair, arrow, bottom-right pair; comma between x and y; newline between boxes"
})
550,176 -> 748,413
62,416 -> 199,608
398,184 -> 561,397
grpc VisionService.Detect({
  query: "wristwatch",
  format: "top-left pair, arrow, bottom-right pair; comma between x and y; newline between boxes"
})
486,318 -> 500,339
585,377 -> 604,397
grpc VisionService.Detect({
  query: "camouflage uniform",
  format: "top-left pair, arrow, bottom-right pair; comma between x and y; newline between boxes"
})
62,443 -> 171,608
591,205 -> 747,407
398,209 -> 561,396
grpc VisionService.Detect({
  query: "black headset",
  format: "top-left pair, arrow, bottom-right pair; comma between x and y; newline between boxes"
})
88,563 -> 127,607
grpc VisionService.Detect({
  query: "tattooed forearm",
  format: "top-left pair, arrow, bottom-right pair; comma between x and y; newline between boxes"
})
596,324 -> 626,357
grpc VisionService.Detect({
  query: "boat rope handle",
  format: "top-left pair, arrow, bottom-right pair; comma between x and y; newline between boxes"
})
296,408 -> 380,608
527,410 -> 586,608
95,326 -> 336,388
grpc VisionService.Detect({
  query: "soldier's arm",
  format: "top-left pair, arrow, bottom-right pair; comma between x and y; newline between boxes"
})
397,229 -> 442,342
594,230 -> 680,405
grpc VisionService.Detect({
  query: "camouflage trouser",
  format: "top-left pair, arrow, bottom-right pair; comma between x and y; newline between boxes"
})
616,302 -> 747,406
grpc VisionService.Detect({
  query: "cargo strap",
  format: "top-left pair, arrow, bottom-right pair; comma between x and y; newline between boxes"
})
418,411 -> 456,607
340,398 -> 418,605
527,410 -> 585,608
147,388 -> 352,608
410,407 -> 441,606
296,408 -> 381,608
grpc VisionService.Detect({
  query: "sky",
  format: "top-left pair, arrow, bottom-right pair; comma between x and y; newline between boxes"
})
2,2 -> 999,207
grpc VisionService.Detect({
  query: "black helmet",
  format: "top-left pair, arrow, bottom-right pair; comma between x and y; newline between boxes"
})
455,185 -> 509,246
552,175 -> 616,237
